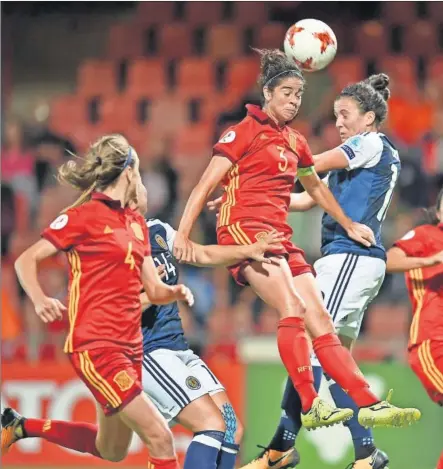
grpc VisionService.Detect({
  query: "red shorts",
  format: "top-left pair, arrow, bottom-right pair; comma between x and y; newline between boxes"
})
217,221 -> 313,286
69,348 -> 143,416
408,340 -> 443,406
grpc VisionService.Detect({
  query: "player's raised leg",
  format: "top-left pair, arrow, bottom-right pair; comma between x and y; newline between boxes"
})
242,257 -> 353,429
294,271 -> 421,428
210,391 -> 243,469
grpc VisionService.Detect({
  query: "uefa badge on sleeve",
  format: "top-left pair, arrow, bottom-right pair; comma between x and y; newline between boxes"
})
219,131 -> 236,144
50,214 -> 69,230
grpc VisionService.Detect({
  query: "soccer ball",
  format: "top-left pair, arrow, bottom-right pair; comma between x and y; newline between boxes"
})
284,19 -> 337,72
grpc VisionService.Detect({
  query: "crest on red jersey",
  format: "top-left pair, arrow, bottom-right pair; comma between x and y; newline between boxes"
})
288,133 -> 297,153
131,222 -> 144,241
113,370 -> 135,391
255,231 -> 269,241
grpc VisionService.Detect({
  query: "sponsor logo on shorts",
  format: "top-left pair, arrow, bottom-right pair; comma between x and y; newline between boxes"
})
255,231 -> 268,241
155,234 -> 168,250
113,370 -> 135,392
131,222 -> 145,241
185,376 -> 201,390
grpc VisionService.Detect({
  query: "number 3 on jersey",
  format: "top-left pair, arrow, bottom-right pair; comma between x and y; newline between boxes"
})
125,241 -> 136,270
276,146 -> 289,172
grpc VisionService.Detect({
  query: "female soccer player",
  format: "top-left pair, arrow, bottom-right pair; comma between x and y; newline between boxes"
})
1,134 -> 193,469
134,183 -> 284,469
386,187 -> 443,469
235,74 -> 399,469
174,49 -> 420,431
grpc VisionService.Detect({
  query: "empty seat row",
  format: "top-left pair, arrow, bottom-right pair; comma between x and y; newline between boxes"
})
77,58 -> 260,97
107,22 -> 287,60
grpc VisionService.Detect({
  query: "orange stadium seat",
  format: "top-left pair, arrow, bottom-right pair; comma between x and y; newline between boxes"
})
381,2 -> 417,24
100,95 -> 137,131
226,58 -> 260,96
379,56 -> 416,87
149,97 -> 188,135
185,1 -> 223,25
173,123 -> 214,156
234,2 -> 269,25
136,1 -> 174,24
159,24 -> 193,58
107,22 -> 144,59
354,21 -> 387,58
366,305 -> 409,339
49,95 -> 86,135
327,56 -> 364,89
428,55 -> 443,80
254,23 -> 286,49
77,60 -> 117,96
208,25 -> 242,59
127,59 -> 167,97
404,21 -> 438,57
176,58 -> 215,97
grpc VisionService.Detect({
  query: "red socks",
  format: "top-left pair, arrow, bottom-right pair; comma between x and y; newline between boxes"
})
437,450 -> 443,469
23,419 -> 102,458
313,333 -> 378,407
148,455 -> 180,469
277,317 -> 317,412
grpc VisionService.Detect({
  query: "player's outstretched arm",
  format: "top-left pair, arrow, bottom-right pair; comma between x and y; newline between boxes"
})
312,148 -> 349,173
175,156 -> 233,263
15,239 -> 67,323
289,191 -> 317,212
386,246 -> 443,273
299,170 -> 376,247
141,256 -> 194,306
188,230 -> 285,267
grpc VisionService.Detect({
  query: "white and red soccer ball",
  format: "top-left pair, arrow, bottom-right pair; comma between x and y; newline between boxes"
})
284,19 -> 337,72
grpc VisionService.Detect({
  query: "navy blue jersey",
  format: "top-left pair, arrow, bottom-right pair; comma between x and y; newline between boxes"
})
141,219 -> 188,353
321,132 -> 401,260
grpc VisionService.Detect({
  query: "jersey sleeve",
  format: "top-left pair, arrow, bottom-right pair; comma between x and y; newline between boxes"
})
339,133 -> 383,171
297,135 -> 315,176
212,125 -> 250,163
41,209 -> 87,251
393,226 -> 429,257
142,221 -> 151,257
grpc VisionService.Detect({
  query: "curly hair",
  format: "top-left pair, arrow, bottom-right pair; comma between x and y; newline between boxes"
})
253,48 -> 305,103
338,73 -> 391,126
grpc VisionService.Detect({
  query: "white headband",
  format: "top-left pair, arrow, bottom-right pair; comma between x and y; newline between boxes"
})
264,70 -> 304,89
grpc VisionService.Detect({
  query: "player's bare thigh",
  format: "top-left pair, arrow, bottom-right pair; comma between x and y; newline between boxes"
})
118,392 -> 176,458
175,393 -> 226,434
291,272 -> 335,338
95,403 -> 133,462
211,390 -> 244,445
242,256 -> 305,319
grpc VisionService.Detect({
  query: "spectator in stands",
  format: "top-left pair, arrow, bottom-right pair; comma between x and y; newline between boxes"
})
1,119 -> 38,212
1,184 -> 15,258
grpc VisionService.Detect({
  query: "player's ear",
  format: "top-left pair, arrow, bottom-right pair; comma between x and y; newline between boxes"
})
263,86 -> 272,103
365,111 -> 376,127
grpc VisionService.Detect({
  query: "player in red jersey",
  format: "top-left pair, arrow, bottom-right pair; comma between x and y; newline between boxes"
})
387,187 -> 443,469
174,49 -> 420,430
1,135 -> 193,469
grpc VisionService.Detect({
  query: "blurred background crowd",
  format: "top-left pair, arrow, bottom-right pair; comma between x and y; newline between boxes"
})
2,1 -> 443,365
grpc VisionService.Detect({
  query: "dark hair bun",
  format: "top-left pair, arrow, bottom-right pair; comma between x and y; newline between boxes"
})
366,73 -> 390,102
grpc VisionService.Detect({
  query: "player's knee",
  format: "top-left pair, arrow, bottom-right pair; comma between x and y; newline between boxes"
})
99,446 -> 129,462
278,293 -> 306,318
145,425 -> 176,456
234,419 -> 244,444
204,411 -> 226,433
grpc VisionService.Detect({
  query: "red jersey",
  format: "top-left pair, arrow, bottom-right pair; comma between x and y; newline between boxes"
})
42,193 -> 150,354
393,223 -> 443,348
213,105 -> 314,233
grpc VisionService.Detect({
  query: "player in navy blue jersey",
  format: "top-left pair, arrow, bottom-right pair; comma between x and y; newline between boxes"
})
209,74 -> 401,469
133,184 -> 284,469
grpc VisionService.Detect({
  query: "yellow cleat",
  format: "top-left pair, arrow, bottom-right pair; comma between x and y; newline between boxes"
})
240,446 -> 300,469
301,397 -> 354,430
1,408 -> 25,455
358,389 -> 421,429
